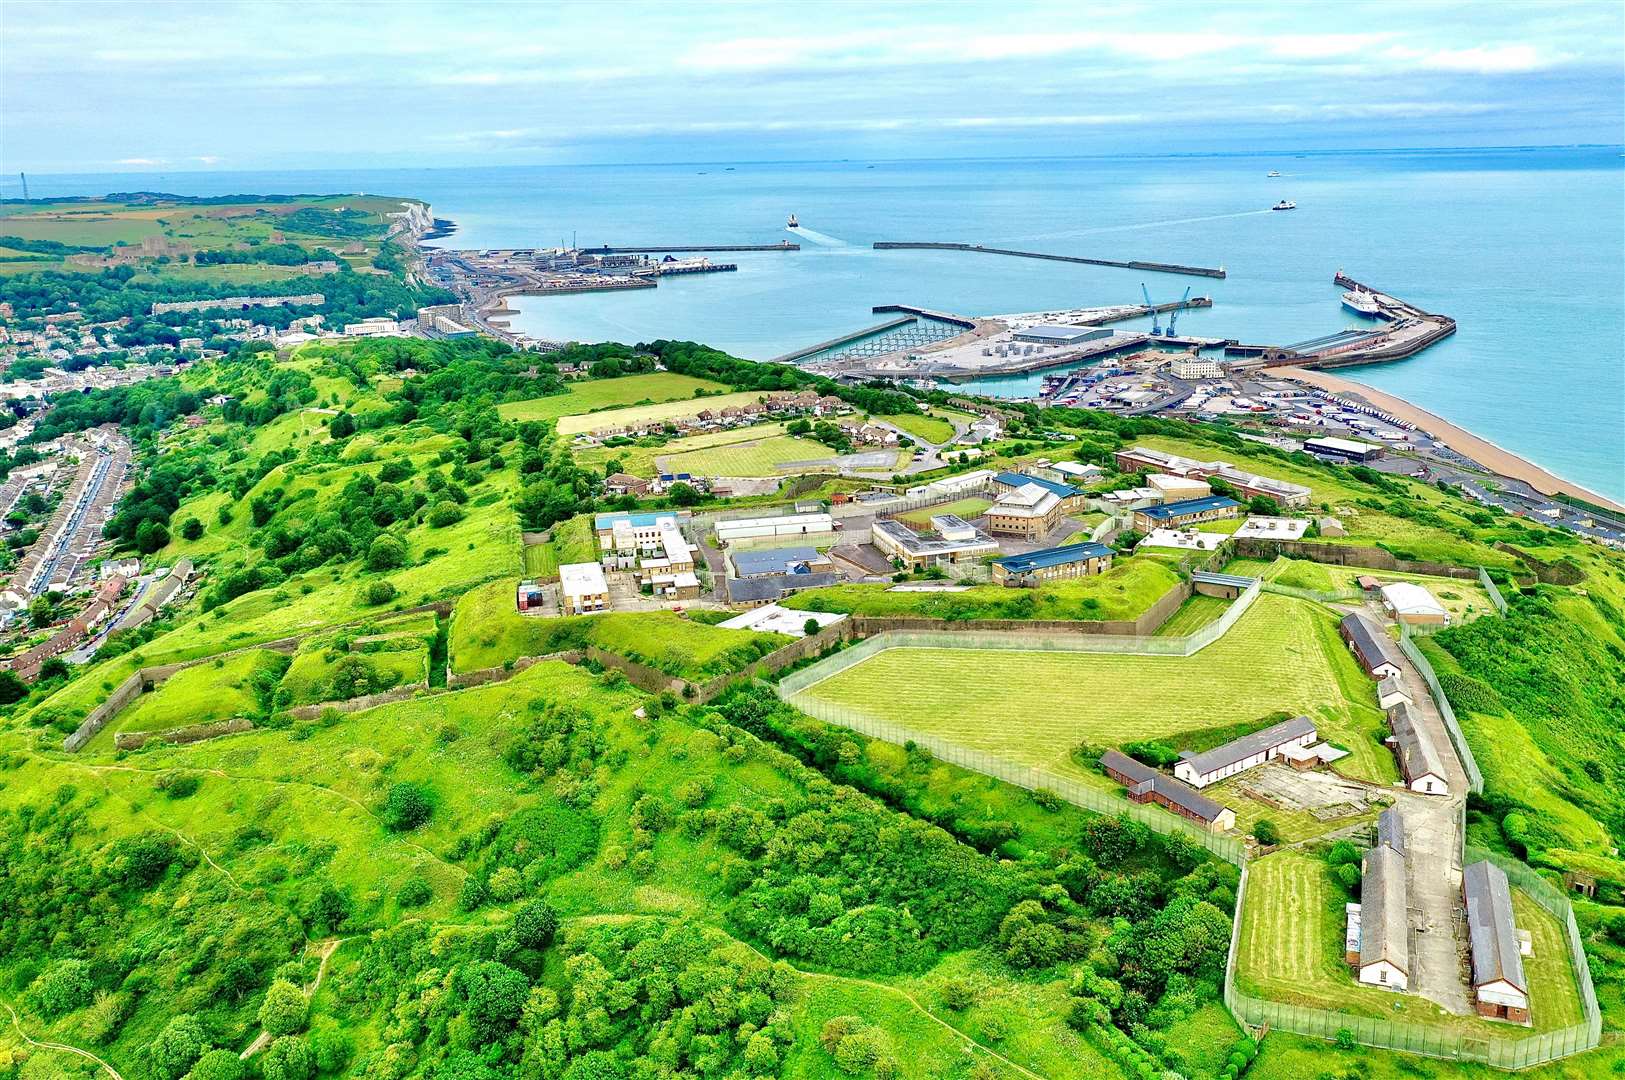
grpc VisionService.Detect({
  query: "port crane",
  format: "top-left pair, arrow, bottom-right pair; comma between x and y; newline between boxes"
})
1141,283 -> 1162,336
1166,287 -> 1191,337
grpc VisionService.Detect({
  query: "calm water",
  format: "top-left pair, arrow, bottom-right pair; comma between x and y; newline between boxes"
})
15,149 -> 1624,498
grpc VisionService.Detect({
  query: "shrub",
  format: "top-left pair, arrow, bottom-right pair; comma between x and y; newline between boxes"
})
258,978 -> 308,1036
395,877 -> 433,908
1334,1028 -> 1357,1051
360,579 -> 397,606
29,958 -> 93,1017
149,1014 -> 208,1080
365,535 -> 408,571
381,782 -> 433,831
262,1037 -> 314,1080
1252,819 -> 1280,846
179,517 -> 204,541
427,501 -> 464,528
188,1049 -> 245,1080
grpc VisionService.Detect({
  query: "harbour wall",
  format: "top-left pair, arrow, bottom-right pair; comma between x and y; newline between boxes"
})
873,242 -> 1227,279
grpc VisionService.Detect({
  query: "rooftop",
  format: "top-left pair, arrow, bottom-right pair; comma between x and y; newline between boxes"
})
1376,806 -> 1406,858
559,561 -> 608,595
1464,861 -> 1528,993
1341,612 -> 1404,670
725,570 -> 842,604
1138,495 -> 1241,521
732,545 -> 826,578
872,517 -> 998,556
1191,570 -> 1255,589
994,542 -> 1113,575
1178,716 -> 1316,778
1099,750 -> 1227,823
1380,581 -> 1447,616
994,470 -> 1078,499
594,510 -> 680,530
1361,844 -> 1409,975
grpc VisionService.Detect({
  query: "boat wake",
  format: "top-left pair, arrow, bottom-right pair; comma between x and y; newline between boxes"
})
788,226 -> 849,248
1000,209 -> 1273,244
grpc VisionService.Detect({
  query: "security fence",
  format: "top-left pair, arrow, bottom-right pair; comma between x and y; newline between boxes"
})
1397,623 -> 1485,794
1223,850 -> 1600,1069
872,481 -> 996,520
1479,566 -> 1509,614
1260,580 -> 1364,604
777,580 -> 1261,700
782,692 -> 1246,865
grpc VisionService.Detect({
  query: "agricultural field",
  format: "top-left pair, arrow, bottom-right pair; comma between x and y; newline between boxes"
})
496,372 -> 729,423
114,649 -> 286,737
878,412 -> 957,444
1235,851 -> 1583,1038
784,557 -> 1180,623
790,593 -> 1391,782
658,432 -> 842,477
896,497 -> 994,528
555,389 -> 769,435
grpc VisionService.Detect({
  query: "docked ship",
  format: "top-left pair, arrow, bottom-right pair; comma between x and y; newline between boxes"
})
787,213 -> 799,228
1271,200 -> 1296,211
1342,289 -> 1385,317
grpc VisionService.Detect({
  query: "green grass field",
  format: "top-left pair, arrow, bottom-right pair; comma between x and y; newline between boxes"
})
659,433 -> 842,476
1236,851 -> 1583,1038
896,497 -> 993,528
555,390 -> 769,435
1154,593 -> 1232,636
496,373 -> 729,423
575,422 -> 789,477
116,649 -> 285,736
791,593 -> 1390,781
878,413 -> 956,444
279,635 -> 429,707
523,541 -> 559,578
786,558 -> 1177,622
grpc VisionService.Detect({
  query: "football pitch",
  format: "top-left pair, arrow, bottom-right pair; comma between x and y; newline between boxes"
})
789,594 -> 1391,780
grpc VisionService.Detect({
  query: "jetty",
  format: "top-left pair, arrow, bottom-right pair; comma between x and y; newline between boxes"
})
580,242 -> 799,254
772,316 -> 918,364
1226,272 -> 1456,369
874,241 -> 1226,279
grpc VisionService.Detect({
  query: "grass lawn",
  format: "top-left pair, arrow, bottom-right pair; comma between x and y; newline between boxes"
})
1236,851 -> 1584,1039
659,433 -> 839,476
279,637 -> 429,707
575,422 -> 790,477
896,497 -> 993,528
523,542 -> 559,578
551,514 -> 599,564
1270,558 -> 1337,591
784,557 -> 1180,623
497,373 -> 729,424
791,594 -> 1387,779
555,390 -> 768,435
116,649 -> 285,736
1154,593 -> 1232,636
1320,565 -> 1496,622
878,412 -> 956,444
448,581 -> 787,678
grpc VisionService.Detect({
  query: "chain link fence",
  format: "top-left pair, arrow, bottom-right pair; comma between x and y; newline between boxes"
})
1397,623 -> 1485,794
1478,566 -> 1509,614
1260,581 -> 1364,604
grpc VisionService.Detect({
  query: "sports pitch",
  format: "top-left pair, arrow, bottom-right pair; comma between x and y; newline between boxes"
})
658,433 -> 841,476
789,593 -> 1393,781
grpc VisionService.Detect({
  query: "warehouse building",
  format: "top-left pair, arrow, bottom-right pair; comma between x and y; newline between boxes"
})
991,542 -> 1113,585
1099,750 -> 1235,832
1173,715 -> 1318,788
714,511 -> 834,545
1133,494 -> 1241,532
1463,861 -> 1531,1023
1305,436 -> 1383,463
1340,612 -> 1405,679
1012,324 -> 1112,346
1387,702 -> 1450,795
731,545 -> 836,579
1380,582 -> 1450,626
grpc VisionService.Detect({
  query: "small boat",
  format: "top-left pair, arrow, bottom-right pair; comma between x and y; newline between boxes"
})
786,213 -> 799,228
1267,170 -> 1281,177
1271,200 -> 1296,211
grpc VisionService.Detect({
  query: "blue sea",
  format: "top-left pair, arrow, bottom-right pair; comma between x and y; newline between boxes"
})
13,148 -> 1623,499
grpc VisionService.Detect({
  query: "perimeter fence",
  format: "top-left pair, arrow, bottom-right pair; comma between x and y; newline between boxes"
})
776,579 -> 1261,700
1397,622 -> 1485,794
1479,566 -> 1509,614
1260,580 -> 1364,604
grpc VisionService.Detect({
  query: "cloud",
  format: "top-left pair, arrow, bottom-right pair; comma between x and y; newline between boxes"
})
1384,43 -> 1561,74
193,155 -> 222,165
114,157 -> 164,165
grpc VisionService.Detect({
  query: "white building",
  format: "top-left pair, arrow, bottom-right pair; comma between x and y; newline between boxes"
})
1174,716 -> 1318,788
1234,515 -> 1310,541
715,512 -> 834,544
1047,461 -> 1105,484
1380,582 -> 1450,626
1170,357 -> 1223,379
559,562 -> 610,615
1147,473 -> 1212,501
718,604 -> 846,637
1137,528 -> 1225,552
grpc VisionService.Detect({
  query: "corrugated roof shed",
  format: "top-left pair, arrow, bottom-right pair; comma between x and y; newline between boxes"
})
1360,844 -> 1410,975
1464,861 -> 1527,992
1388,702 -> 1448,785
1178,716 -> 1316,778
1099,750 -> 1226,823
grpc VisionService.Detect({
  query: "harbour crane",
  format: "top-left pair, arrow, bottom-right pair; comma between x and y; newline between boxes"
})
1141,283 -> 1162,336
1166,286 -> 1191,337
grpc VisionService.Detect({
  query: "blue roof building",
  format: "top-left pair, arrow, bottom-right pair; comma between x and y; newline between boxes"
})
993,471 -> 1079,500
1135,495 -> 1241,524
992,541 -> 1113,583
593,510 -> 681,532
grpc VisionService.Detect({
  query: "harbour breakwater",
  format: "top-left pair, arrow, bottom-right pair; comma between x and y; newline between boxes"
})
874,241 -> 1227,279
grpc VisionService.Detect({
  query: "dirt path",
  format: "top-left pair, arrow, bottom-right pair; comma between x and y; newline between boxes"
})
3,1001 -> 125,1080
239,939 -> 348,1060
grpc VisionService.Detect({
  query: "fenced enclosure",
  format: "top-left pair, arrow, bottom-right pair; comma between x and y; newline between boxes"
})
1398,623 -> 1485,794
1224,849 -> 1600,1069
1479,566 -> 1509,614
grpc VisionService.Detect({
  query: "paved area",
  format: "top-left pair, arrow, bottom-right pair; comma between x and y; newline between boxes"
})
1396,787 -> 1472,1016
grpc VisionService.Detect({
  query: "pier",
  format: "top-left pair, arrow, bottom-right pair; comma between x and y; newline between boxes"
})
772,315 -> 919,364
580,242 -> 799,254
1073,296 -> 1214,326
873,241 -> 1227,279
870,304 -> 977,329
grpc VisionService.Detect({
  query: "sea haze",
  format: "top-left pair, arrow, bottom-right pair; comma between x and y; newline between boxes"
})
20,147 -> 1624,499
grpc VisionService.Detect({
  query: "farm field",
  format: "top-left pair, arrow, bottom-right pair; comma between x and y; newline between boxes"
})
658,432 -> 839,477
114,649 -> 285,736
790,594 -> 1387,779
555,389 -> 767,435
896,496 -> 993,528
877,412 -> 956,444
784,557 -> 1180,623
496,372 -> 729,423
1235,851 -> 1583,1038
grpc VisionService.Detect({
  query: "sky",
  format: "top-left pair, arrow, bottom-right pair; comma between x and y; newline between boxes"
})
2,0 -> 1622,174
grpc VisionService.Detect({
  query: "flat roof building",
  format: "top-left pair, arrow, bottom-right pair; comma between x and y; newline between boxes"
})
718,604 -> 846,637
1463,861 -> 1530,1022
1174,716 -> 1318,788
872,517 -> 999,572
715,511 -> 834,544
1138,528 -> 1225,552
1340,612 -> 1405,679
1234,516 -> 1310,541
559,562 -> 610,615
1100,750 -> 1235,832
1013,324 -> 1112,346
732,545 -> 835,579
1306,436 -> 1383,463
991,542 -> 1114,586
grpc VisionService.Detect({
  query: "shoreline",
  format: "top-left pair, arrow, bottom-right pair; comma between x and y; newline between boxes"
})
1273,368 -> 1625,514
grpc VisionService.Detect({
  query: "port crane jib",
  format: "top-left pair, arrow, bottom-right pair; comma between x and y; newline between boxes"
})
1141,283 -> 1162,335
1167,286 -> 1191,336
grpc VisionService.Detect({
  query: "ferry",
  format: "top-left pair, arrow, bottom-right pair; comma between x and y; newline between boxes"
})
1267,170 -> 1281,177
1342,290 -> 1384,317
1271,200 -> 1296,211
786,213 -> 799,228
